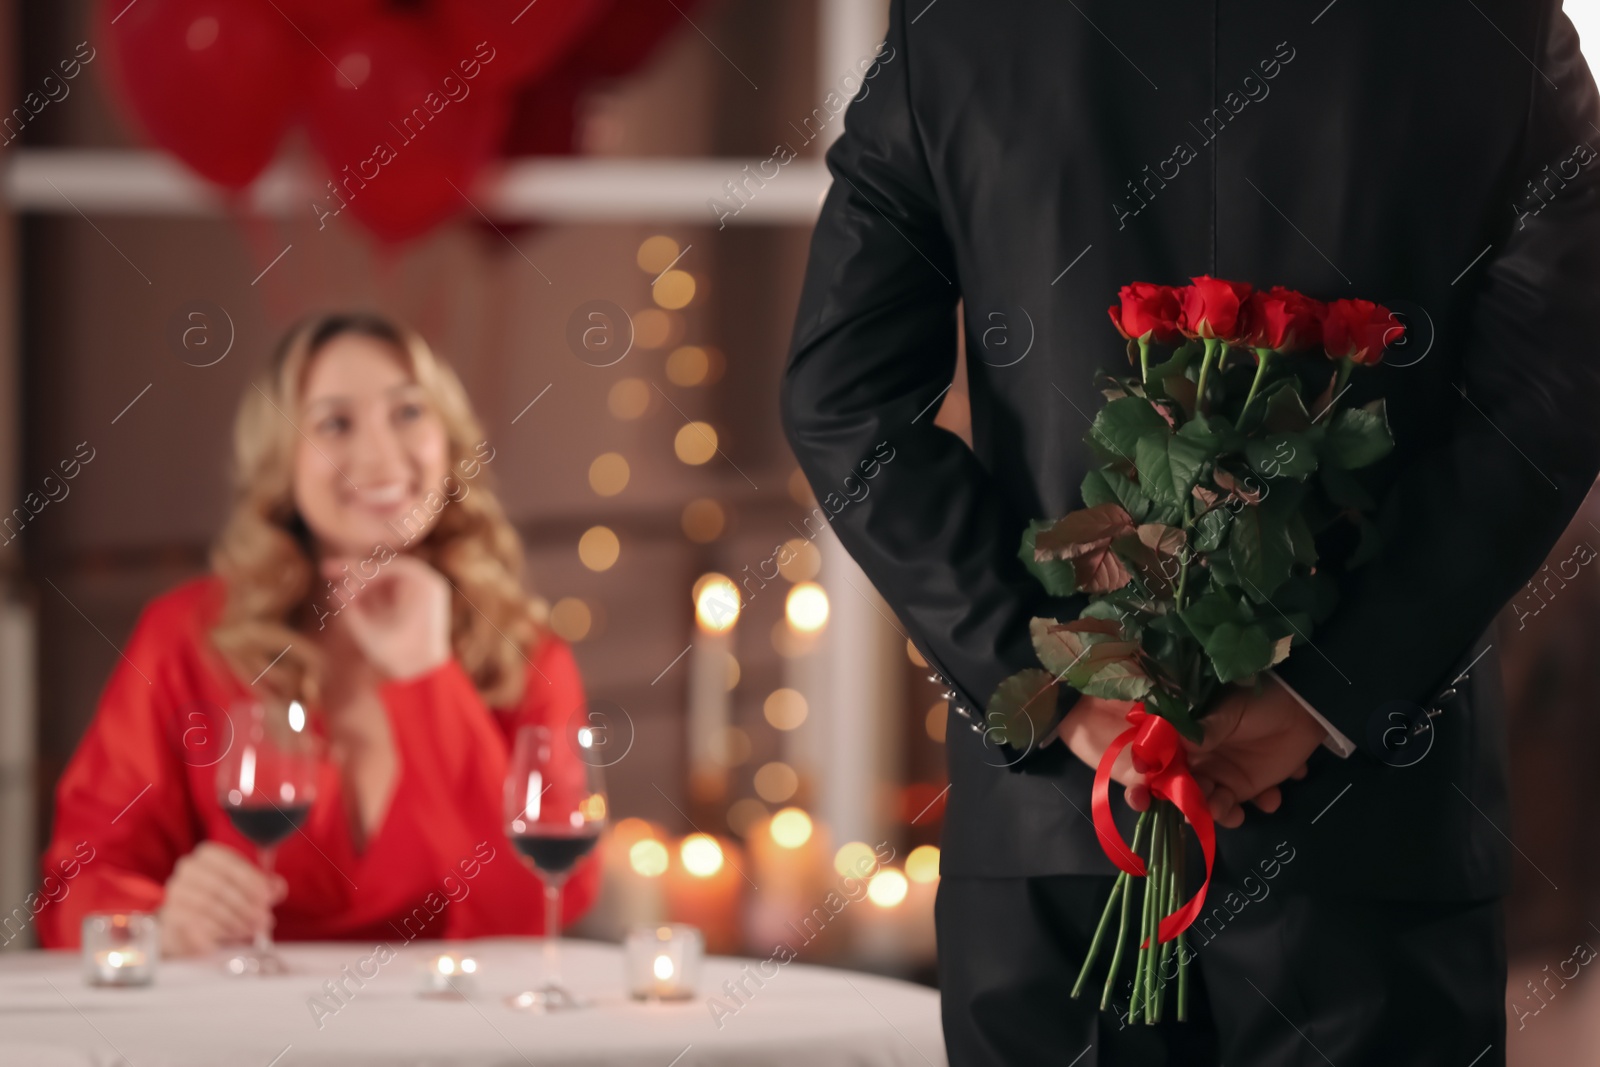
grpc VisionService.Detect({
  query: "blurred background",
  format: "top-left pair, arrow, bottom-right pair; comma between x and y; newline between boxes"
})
0,0 -> 1599,1059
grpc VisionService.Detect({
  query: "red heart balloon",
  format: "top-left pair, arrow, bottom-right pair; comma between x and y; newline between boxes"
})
431,0 -> 612,90
305,18 -> 513,243
103,0 -> 306,189
269,0 -> 386,45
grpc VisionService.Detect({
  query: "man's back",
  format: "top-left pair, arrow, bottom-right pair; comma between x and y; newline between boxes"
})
785,0 -> 1600,899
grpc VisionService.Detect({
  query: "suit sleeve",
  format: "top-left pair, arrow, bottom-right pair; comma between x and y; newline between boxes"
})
35,606 -> 203,949
781,0 -> 1069,755
1274,9 -> 1600,752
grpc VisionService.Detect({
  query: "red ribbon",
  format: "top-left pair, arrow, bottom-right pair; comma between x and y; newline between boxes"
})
1090,703 -> 1215,946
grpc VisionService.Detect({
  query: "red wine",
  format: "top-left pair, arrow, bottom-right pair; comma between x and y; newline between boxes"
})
226,803 -> 310,848
512,830 -> 600,875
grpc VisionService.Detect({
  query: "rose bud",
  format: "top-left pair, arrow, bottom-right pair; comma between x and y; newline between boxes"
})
1177,276 -> 1253,343
1322,299 -> 1403,365
1108,283 -> 1183,344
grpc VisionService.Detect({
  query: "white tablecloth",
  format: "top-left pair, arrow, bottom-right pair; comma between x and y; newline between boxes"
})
0,939 -> 947,1067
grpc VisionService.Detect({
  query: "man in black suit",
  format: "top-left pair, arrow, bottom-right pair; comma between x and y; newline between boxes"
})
782,1 -> 1600,1063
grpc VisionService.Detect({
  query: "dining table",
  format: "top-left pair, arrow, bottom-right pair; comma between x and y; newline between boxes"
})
0,937 -> 947,1066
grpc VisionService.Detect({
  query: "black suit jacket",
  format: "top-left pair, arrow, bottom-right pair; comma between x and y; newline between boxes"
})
782,0 -> 1600,899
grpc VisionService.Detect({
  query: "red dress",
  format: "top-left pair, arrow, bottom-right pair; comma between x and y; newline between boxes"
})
36,577 -> 600,949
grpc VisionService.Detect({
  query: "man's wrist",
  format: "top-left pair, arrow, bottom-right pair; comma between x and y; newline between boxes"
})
1268,669 -> 1356,758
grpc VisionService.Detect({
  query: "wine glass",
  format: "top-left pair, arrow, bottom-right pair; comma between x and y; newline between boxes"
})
215,698 -> 319,976
504,723 -> 607,1011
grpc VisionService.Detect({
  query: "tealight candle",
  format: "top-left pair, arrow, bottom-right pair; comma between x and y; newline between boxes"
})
82,913 -> 158,987
624,924 -> 703,1001
421,952 -> 478,998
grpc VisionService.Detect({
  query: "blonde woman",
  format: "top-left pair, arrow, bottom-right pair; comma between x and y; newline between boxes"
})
37,312 -> 598,955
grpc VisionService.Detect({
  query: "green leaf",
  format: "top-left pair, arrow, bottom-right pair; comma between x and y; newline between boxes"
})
1178,589 -> 1250,642
1082,599 -> 1144,638
1076,660 -> 1155,702
1136,430 -> 1212,508
1263,382 -> 1312,434
1177,413 -> 1242,456
1229,503 -> 1294,600
1080,469 -> 1116,510
1286,511 -> 1319,567
1088,396 -> 1169,464
1018,520 -> 1078,596
1246,432 -> 1318,481
1097,469 -> 1155,524
1030,616 -> 1126,677
1144,344 -> 1197,384
1202,621 -> 1276,683
1321,400 -> 1394,469
986,669 -> 1062,751
1193,505 -> 1233,553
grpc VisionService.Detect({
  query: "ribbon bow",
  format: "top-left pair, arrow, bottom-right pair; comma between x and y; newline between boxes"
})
1090,703 -> 1215,945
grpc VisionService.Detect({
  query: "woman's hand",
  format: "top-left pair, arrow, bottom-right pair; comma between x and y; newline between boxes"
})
157,842 -> 285,958
323,554 -> 452,681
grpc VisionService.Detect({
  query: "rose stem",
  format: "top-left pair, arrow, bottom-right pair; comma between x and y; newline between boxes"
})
1241,348 -> 1273,415
1194,338 -> 1220,413
1154,812 -> 1179,1021
1144,800 -> 1169,1023
1132,801 -> 1165,1023
1176,814 -> 1190,1021
1101,809 -> 1151,1012
1071,872 -> 1125,999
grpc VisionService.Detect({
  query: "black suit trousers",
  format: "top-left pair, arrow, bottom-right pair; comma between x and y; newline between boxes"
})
935,872 -> 1506,1067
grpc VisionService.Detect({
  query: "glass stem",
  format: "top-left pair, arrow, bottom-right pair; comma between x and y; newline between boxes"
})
256,845 -> 277,956
543,879 -> 563,988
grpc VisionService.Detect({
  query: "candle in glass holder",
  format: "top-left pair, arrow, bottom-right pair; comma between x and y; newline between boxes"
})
82,913 -> 158,987
421,952 -> 478,998
625,924 -> 703,1000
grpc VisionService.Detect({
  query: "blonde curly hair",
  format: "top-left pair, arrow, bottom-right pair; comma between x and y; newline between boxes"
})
208,312 -> 544,709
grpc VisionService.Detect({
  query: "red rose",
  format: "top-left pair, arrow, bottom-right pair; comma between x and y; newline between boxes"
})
1107,283 -> 1183,344
1322,299 -> 1402,365
1240,287 -> 1324,352
1177,276 -> 1253,343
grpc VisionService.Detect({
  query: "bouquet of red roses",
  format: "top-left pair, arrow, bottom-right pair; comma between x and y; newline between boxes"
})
988,276 -> 1401,1023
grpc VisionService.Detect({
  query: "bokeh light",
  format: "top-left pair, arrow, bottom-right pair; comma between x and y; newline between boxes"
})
628,838 -> 669,878
753,761 -> 799,803
763,688 -> 808,730
786,582 -> 829,633
681,498 -> 726,543
636,234 -> 680,273
608,378 -> 651,420
680,833 -> 725,877
588,452 -> 630,496
833,841 -> 876,877
694,574 -> 740,633
653,270 -> 697,310
868,868 -> 910,907
906,845 -> 941,884
769,807 -> 813,849
666,345 -> 710,386
578,526 -> 620,571
777,538 -> 821,582
727,797 -> 767,837
674,421 -> 719,465
550,597 -> 593,642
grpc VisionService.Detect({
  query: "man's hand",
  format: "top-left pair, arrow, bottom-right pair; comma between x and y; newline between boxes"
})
1049,694 -> 1143,787
1185,680 -> 1325,829
1048,682 -> 1322,830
